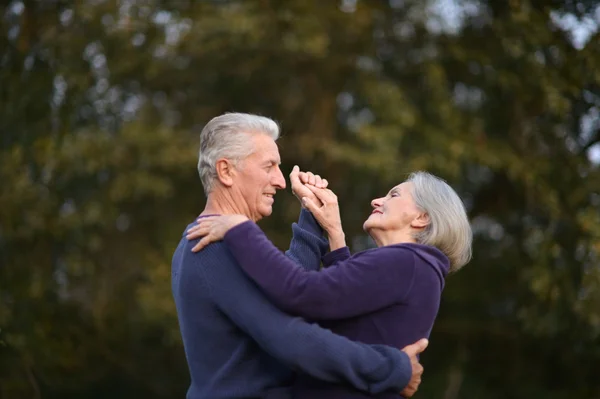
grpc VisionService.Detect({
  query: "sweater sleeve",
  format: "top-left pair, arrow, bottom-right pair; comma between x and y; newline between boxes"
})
284,209 -> 329,272
224,221 -> 417,320
322,246 -> 352,267
197,243 -> 413,394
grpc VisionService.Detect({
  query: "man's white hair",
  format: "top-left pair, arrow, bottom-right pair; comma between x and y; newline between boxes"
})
408,171 -> 473,272
197,113 -> 280,195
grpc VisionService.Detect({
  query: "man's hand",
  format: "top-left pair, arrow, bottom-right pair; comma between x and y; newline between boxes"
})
290,165 -> 327,208
400,338 -> 429,397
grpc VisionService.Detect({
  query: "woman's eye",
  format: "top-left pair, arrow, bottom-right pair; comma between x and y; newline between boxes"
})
391,192 -> 399,197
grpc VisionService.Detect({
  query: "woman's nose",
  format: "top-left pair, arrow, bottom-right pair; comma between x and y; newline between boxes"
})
371,197 -> 383,208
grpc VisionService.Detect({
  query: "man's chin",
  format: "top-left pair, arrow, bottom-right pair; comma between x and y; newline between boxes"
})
259,206 -> 273,219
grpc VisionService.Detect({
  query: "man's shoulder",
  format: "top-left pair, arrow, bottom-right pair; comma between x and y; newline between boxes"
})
178,240 -> 232,266
173,239 -> 241,294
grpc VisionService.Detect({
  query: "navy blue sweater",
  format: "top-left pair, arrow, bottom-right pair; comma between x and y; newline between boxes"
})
171,210 -> 412,399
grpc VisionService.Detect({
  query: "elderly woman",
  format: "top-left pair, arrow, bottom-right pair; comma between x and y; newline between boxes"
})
187,171 -> 472,399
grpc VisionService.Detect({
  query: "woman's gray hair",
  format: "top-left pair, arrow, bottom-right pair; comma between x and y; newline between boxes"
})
408,171 -> 473,272
197,113 -> 280,194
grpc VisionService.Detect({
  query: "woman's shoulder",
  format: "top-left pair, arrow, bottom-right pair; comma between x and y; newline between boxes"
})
354,243 -> 448,272
391,243 -> 450,277
355,242 -> 435,256
352,244 -> 417,264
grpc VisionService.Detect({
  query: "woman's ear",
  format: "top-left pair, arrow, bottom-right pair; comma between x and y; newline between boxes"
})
411,212 -> 430,229
215,158 -> 236,187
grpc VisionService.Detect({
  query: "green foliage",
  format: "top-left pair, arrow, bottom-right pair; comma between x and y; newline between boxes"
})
1,0 -> 599,397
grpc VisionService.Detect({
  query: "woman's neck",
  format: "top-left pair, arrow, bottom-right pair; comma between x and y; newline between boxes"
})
371,230 -> 416,247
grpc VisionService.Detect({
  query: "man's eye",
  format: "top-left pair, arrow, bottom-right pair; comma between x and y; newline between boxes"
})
391,192 -> 399,197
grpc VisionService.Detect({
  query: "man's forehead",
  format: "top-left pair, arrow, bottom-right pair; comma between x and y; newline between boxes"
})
264,154 -> 281,164
249,134 -> 281,160
257,145 -> 281,164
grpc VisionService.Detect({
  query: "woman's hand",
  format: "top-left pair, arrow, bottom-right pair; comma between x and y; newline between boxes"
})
290,165 -> 328,208
301,185 -> 346,251
186,214 -> 249,252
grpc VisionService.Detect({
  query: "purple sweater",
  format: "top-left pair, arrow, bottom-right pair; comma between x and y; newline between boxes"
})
224,221 -> 450,399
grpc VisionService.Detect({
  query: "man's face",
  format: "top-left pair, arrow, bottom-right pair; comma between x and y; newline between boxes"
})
233,133 -> 286,222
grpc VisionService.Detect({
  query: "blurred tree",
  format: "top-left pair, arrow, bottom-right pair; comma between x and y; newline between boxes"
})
1,0 -> 598,398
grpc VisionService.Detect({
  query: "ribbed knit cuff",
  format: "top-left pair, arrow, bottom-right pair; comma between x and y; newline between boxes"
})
367,346 -> 412,393
297,208 -> 324,237
322,247 -> 351,267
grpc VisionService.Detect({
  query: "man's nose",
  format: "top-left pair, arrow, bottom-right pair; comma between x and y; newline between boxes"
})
273,167 -> 286,189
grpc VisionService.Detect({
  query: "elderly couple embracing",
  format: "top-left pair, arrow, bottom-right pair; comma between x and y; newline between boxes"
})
171,112 -> 472,399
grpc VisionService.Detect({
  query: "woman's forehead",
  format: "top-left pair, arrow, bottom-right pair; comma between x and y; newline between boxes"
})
391,182 -> 411,192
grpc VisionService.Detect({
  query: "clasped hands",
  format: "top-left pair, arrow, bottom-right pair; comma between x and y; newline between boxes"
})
186,165 -> 341,252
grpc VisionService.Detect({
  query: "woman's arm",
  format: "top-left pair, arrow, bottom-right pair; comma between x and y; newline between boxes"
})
224,221 -> 417,320
322,246 -> 352,268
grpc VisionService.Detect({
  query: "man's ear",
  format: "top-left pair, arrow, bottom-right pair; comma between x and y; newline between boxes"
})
411,212 -> 430,229
215,158 -> 236,187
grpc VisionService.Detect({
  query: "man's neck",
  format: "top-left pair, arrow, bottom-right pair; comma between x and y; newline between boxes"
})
202,189 -> 255,221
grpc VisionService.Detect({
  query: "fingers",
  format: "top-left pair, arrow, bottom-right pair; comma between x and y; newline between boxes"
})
299,171 -> 328,187
403,386 -> 418,398
290,165 -> 301,185
309,173 -> 328,188
299,171 -> 309,184
301,196 -> 321,215
306,184 -> 337,204
413,362 -> 423,376
313,174 -> 323,188
192,235 -> 214,252
298,172 -> 306,184
186,224 -> 211,240
400,360 -> 423,397
186,218 -> 215,239
294,167 -> 328,188
186,217 -> 218,251
400,339 -> 427,397
415,338 -> 429,353
403,338 -> 429,356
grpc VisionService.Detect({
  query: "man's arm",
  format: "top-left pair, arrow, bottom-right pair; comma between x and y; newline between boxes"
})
284,209 -> 328,272
224,221 -> 416,320
195,242 -> 414,394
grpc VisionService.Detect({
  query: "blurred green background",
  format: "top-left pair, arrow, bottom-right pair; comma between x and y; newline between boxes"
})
1,0 -> 599,398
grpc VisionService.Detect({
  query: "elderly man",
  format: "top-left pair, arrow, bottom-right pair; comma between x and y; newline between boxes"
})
171,112 -> 428,399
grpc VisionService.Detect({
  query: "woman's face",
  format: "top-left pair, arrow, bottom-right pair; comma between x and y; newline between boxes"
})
363,182 -> 427,241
